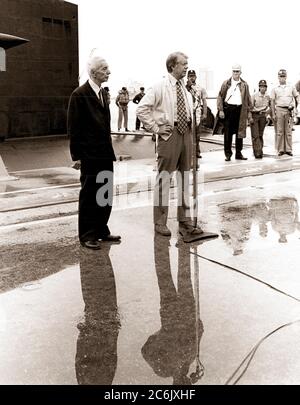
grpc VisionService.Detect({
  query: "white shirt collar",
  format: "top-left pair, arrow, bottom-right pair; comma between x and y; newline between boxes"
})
88,78 -> 101,97
231,78 -> 241,85
169,73 -> 184,87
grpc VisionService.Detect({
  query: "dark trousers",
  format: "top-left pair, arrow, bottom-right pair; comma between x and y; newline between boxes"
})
135,117 -> 141,130
250,113 -> 266,157
223,104 -> 243,158
79,159 -> 113,242
196,124 -> 201,157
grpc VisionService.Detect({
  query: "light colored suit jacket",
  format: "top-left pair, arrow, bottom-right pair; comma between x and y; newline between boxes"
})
136,74 -> 194,140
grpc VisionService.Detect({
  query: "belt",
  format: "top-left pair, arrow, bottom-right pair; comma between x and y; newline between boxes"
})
174,121 -> 192,127
224,102 -> 242,107
276,106 -> 289,109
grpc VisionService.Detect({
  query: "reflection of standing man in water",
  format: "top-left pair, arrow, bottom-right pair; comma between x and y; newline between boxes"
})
142,235 -> 203,385
269,197 -> 300,243
219,205 -> 253,256
76,245 -> 120,385
250,201 -> 270,238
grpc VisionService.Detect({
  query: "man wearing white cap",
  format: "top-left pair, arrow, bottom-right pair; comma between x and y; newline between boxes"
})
213,64 -> 253,161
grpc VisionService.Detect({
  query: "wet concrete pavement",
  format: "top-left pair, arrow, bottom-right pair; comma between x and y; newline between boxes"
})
2,125 -> 300,224
1,172 -> 300,384
1,127 -> 300,385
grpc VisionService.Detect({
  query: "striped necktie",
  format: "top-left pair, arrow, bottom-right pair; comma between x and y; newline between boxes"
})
98,88 -> 104,107
176,81 -> 188,134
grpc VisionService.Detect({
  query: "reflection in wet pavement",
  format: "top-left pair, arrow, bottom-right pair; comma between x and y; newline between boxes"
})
142,236 -> 204,385
219,196 -> 300,255
76,245 -> 120,385
2,175 -> 300,384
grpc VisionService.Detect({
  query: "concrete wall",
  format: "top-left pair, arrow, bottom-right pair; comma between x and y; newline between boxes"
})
0,0 -> 78,138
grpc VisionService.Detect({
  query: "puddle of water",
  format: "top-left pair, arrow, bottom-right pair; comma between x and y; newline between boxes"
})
218,196 -> 300,255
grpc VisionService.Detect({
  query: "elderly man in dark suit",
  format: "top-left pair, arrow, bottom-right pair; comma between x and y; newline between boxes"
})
67,55 -> 121,249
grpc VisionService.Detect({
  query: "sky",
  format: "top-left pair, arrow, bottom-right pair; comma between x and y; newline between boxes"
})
69,0 -> 300,95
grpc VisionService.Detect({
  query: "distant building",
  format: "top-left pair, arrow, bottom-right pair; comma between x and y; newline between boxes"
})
0,0 -> 78,139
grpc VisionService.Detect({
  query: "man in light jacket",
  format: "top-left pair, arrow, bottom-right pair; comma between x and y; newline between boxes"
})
137,51 -> 203,237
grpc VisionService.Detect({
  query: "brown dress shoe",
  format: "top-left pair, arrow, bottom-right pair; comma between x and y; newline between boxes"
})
179,222 -> 204,235
155,224 -> 171,236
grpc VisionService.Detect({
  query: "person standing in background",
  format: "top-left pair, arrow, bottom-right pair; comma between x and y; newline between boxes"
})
213,64 -> 253,162
103,87 -> 111,104
186,70 -> 207,159
250,80 -> 271,159
116,86 -> 130,131
133,87 -> 145,131
271,69 -> 300,156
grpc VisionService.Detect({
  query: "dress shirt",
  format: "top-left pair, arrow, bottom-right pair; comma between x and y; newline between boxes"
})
225,79 -> 242,105
251,91 -> 271,113
88,78 -> 101,98
271,84 -> 300,107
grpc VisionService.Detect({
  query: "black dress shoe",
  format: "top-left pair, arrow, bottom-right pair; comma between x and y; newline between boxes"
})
286,152 -> 293,156
101,234 -> 121,241
278,152 -> 284,156
235,155 -> 247,160
80,240 -> 101,250
225,156 -> 231,161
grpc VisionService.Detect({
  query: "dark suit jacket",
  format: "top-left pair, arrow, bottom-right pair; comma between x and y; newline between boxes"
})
67,81 -> 116,162
213,78 -> 252,138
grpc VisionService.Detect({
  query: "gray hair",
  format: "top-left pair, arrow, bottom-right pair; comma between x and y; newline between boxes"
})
166,52 -> 188,73
87,55 -> 106,78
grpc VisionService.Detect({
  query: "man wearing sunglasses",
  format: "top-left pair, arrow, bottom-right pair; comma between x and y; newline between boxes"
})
213,64 -> 253,161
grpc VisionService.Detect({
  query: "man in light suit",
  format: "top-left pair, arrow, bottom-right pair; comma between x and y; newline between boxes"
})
67,55 -> 121,249
137,52 -> 203,237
